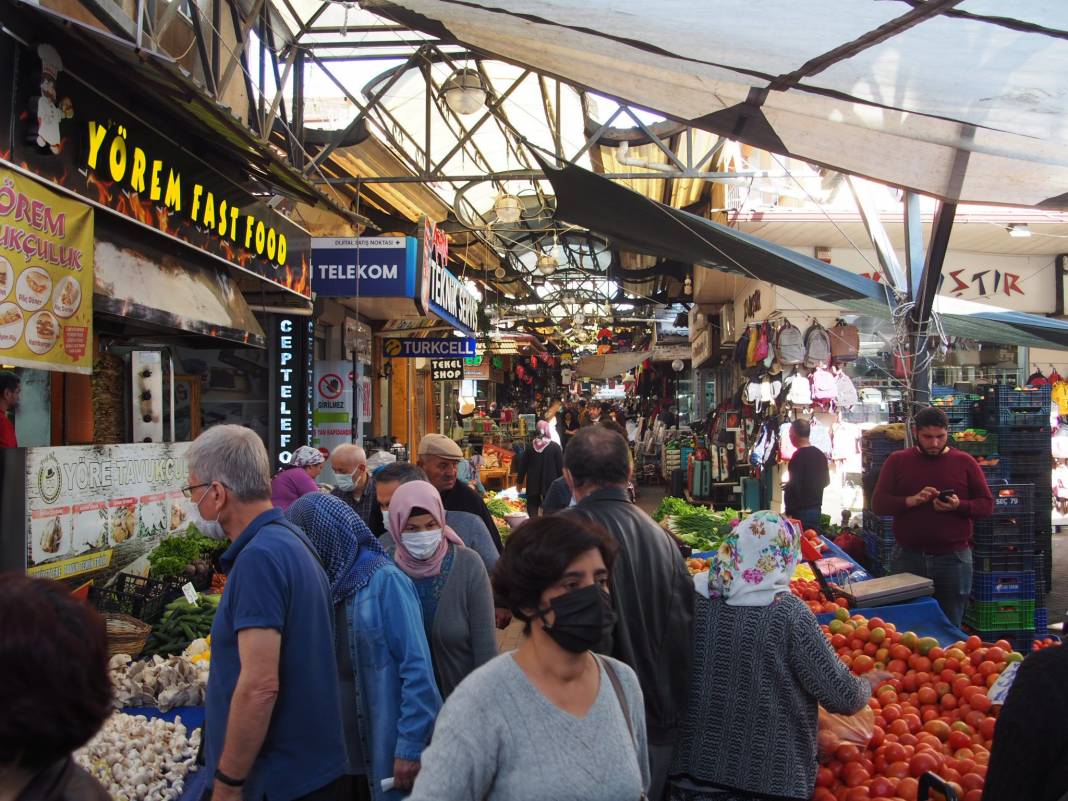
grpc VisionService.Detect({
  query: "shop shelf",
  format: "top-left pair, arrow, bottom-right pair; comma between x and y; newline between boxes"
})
990,484 -> 1033,514
971,570 -> 1036,601
981,384 -> 1051,410
964,599 -> 1036,630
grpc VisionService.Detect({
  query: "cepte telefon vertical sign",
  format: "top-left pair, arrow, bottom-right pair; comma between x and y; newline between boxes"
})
277,318 -> 297,462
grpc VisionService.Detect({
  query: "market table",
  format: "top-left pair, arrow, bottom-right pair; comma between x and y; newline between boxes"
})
813,536 -> 967,646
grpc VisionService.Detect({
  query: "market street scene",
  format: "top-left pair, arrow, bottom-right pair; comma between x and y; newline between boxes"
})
2,2 -> 1068,801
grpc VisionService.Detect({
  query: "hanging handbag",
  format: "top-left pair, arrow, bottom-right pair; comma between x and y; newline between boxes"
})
597,655 -> 649,801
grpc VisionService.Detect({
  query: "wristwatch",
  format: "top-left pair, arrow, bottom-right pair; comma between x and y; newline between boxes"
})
214,769 -> 246,787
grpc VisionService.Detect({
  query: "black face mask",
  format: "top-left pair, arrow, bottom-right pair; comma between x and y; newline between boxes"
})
537,584 -> 616,653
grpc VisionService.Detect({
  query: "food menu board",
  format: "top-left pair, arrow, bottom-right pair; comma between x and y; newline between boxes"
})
0,167 -> 93,374
25,442 -> 191,581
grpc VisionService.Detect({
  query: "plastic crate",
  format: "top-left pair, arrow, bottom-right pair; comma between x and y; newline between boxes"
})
1035,607 -> 1049,634
980,462 -> 1009,482
997,428 -> 1052,451
950,430 -> 998,455
971,570 -> 1036,601
861,436 -> 905,457
862,511 -> 895,538
981,384 -> 1052,409
973,512 -> 1034,542
982,408 -> 1052,428
862,529 -> 895,561
1003,451 -> 1051,472
88,574 -> 184,623
964,598 -> 1036,630
990,484 -> 1034,514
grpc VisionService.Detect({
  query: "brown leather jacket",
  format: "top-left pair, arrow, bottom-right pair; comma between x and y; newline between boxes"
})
16,759 -> 111,801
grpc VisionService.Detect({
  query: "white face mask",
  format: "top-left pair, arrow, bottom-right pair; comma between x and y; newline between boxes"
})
334,471 -> 355,492
402,529 -> 443,560
187,489 -> 226,540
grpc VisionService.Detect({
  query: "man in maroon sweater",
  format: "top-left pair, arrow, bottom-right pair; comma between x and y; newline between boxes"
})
871,406 -> 993,625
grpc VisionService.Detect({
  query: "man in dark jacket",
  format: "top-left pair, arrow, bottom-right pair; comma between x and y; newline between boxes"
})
564,425 -> 694,801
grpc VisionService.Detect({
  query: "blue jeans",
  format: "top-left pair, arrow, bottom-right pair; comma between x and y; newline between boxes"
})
788,506 -> 822,533
891,546 -> 973,627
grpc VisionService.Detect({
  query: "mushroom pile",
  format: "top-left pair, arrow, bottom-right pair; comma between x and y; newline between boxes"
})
75,713 -> 201,801
109,652 -> 209,712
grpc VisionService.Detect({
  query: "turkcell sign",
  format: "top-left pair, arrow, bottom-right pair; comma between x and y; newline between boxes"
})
310,237 -> 418,297
383,337 -> 477,358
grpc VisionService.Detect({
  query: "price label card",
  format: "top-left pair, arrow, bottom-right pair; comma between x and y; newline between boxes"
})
182,582 -> 199,605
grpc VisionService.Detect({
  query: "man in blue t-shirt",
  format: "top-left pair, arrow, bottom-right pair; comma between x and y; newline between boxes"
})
185,425 -> 347,801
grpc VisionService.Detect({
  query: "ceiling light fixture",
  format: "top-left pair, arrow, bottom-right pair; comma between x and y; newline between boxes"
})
494,266 -> 507,279
442,68 -> 487,116
493,192 -> 522,224
1007,223 -> 1032,238
536,252 -> 558,276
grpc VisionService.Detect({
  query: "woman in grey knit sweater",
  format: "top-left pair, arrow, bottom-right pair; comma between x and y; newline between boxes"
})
669,512 -> 871,801
407,515 -> 650,801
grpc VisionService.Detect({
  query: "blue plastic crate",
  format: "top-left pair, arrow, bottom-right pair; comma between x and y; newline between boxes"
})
982,408 -> 1052,428
971,570 -> 1036,601
998,428 -> 1052,451
862,511 -> 895,537
981,462 -> 1009,482
1035,607 -> 1049,634
982,384 -> 1052,409
990,484 -> 1034,514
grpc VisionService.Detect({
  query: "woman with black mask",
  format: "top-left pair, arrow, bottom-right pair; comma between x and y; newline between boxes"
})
406,516 -> 650,801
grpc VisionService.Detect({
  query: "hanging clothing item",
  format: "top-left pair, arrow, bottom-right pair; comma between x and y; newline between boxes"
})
832,422 -> 861,462
746,325 -> 760,367
1053,380 -> 1068,416
734,327 -> 751,367
753,323 -> 770,361
779,421 -> 797,461
809,418 -> 833,456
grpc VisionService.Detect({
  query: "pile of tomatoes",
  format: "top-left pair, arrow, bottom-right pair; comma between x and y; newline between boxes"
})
791,578 -> 848,614
1031,636 -> 1061,651
813,609 -> 1022,801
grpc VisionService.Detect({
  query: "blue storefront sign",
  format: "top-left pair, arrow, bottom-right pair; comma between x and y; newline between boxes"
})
383,337 -> 477,358
310,237 -> 419,297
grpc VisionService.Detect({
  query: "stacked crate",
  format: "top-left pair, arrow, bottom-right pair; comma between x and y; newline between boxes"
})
978,382 -> 1050,640
963,484 -> 1035,651
860,434 -> 904,576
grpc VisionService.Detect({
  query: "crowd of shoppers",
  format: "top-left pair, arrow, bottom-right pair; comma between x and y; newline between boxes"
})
13,404 -> 1058,801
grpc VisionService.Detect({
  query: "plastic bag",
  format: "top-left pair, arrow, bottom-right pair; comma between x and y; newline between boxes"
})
817,704 -> 874,762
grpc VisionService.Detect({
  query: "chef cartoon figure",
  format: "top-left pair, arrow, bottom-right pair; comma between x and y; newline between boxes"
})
34,44 -> 72,154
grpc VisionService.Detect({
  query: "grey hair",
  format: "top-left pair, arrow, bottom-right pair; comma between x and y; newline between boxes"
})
330,443 -> 366,465
187,424 -> 271,502
375,461 -> 428,486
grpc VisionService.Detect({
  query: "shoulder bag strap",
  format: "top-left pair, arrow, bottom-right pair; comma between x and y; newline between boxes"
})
596,655 -> 648,801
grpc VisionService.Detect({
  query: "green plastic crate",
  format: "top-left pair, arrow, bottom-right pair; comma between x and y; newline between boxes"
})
964,598 -> 1036,631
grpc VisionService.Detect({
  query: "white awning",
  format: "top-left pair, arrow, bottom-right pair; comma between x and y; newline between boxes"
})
364,0 -> 1068,208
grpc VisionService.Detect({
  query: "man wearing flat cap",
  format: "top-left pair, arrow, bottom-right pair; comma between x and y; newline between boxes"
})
417,433 -> 502,554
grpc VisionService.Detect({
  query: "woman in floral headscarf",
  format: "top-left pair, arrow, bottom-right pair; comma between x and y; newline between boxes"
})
515,420 -> 563,517
270,445 -> 326,510
669,511 -> 871,801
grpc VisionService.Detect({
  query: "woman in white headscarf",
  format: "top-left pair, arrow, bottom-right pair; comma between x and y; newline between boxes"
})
669,511 -> 871,801
270,445 -> 326,510
515,420 -> 563,517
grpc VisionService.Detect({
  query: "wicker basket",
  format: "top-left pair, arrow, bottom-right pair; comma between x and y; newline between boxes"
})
105,613 -> 152,658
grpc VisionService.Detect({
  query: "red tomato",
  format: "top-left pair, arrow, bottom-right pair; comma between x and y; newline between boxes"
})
909,751 -> 939,777
884,760 -> 910,779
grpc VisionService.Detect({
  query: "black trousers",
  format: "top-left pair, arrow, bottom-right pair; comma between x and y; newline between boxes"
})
526,494 -> 542,517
